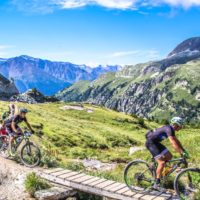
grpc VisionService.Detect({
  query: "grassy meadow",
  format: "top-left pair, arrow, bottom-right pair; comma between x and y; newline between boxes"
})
0,101 -> 199,182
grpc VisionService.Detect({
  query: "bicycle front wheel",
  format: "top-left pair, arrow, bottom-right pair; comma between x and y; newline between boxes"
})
0,135 -> 9,158
174,168 -> 200,200
20,142 -> 41,167
124,160 -> 155,192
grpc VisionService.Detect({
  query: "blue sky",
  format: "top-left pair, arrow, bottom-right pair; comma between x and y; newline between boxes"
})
0,0 -> 200,66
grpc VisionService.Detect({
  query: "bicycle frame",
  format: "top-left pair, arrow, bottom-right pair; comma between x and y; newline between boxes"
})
150,157 -> 188,179
13,132 -> 31,152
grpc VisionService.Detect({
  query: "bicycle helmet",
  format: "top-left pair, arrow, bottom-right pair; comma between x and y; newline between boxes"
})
171,117 -> 184,127
19,108 -> 28,113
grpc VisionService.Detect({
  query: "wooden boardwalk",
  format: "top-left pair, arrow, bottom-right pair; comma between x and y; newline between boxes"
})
39,168 -> 174,200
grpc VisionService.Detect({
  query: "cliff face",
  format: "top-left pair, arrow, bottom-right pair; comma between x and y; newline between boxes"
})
56,37 -> 200,122
0,74 -> 19,100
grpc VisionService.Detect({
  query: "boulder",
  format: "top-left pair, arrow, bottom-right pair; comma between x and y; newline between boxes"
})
34,186 -> 76,200
10,88 -> 58,104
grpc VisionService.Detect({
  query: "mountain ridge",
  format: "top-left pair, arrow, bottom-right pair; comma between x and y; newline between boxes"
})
0,55 -> 121,95
56,37 -> 200,122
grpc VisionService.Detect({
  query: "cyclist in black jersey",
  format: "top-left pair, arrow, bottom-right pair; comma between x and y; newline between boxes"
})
4,107 -> 34,151
145,117 -> 188,189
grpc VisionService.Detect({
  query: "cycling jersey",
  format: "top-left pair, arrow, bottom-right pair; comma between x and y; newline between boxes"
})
146,125 -> 175,143
4,115 -> 27,129
145,125 -> 175,159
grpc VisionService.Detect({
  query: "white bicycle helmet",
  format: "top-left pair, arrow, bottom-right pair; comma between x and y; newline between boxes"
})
171,117 -> 184,127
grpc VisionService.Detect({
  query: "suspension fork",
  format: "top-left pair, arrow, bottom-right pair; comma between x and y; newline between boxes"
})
25,139 -> 32,154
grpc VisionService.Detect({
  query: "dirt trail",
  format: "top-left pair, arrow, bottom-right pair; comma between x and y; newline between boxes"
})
0,157 -> 38,200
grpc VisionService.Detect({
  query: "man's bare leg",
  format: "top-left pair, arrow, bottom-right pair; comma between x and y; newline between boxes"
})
155,152 -> 172,186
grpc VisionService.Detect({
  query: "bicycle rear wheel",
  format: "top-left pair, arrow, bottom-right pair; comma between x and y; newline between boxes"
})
174,168 -> 200,200
124,160 -> 155,192
20,142 -> 41,167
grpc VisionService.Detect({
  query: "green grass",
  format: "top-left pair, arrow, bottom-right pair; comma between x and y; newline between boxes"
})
0,101 -> 155,163
1,101 -> 200,183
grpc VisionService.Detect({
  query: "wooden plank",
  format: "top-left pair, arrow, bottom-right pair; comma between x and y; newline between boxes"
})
153,193 -> 172,200
96,180 -> 116,189
133,193 -> 145,199
39,170 -> 172,200
73,175 -> 94,183
109,184 -> 127,192
51,170 -> 71,177
39,173 -> 168,200
67,173 -> 86,181
88,178 -> 107,187
82,177 -> 100,185
43,168 -> 63,174
104,182 -> 122,191
116,186 -> 130,194
59,171 -> 80,179
141,194 -> 158,200
123,190 -> 136,196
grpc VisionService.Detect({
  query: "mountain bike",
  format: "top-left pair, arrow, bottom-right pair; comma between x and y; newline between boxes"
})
124,156 -> 200,200
0,130 -> 41,167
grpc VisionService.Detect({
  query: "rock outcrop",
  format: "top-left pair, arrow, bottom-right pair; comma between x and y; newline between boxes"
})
10,88 -> 58,104
0,74 -> 19,100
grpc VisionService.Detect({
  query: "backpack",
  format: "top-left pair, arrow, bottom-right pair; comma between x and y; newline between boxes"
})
1,111 -> 9,121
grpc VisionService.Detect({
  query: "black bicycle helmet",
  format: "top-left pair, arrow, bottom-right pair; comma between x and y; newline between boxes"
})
19,107 -> 28,113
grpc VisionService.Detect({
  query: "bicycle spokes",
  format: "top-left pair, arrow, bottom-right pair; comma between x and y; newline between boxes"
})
176,170 -> 200,200
124,161 -> 154,191
21,143 -> 40,167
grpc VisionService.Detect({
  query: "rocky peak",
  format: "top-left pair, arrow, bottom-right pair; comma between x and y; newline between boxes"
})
168,37 -> 200,57
0,73 -> 19,100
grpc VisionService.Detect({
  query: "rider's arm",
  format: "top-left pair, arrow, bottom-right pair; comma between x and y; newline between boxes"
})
168,136 -> 184,154
25,120 -> 34,132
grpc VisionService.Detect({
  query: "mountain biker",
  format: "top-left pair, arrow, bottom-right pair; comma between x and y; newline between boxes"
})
3,107 -> 34,150
145,117 -> 188,189
1,104 -> 17,123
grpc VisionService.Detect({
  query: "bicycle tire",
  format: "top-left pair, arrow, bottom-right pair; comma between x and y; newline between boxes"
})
124,160 -> 155,192
20,142 -> 41,168
174,167 -> 200,200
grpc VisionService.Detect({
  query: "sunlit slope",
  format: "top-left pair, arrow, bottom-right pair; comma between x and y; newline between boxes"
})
57,59 -> 200,122
0,101 -> 156,162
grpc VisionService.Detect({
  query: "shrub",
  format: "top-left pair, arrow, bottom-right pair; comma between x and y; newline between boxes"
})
160,119 -> 170,125
25,172 -> 50,197
106,134 -> 138,147
40,154 -> 58,168
77,192 -> 101,200
40,145 -> 59,168
65,161 -> 85,171
138,118 -> 148,128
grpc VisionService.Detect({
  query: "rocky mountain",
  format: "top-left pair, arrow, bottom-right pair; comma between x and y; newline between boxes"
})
10,88 -> 58,104
56,37 -> 200,122
0,73 -> 19,100
0,55 -> 120,95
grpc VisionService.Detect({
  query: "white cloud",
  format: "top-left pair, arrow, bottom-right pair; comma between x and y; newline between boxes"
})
110,50 -> 141,57
0,45 -> 14,50
54,0 -> 87,9
159,0 -> 200,9
10,0 -> 200,13
0,45 -> 14,57
109,49 -> 160,60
